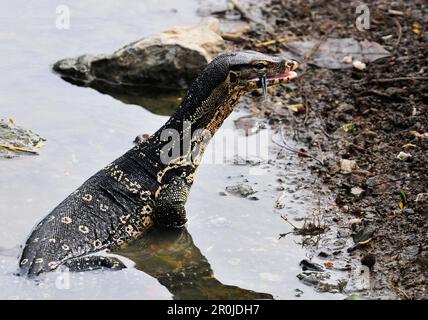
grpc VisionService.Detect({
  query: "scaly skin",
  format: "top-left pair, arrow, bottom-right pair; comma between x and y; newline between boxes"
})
19,51 -> 298,276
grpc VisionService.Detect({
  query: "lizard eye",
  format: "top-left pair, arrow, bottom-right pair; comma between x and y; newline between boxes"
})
254,63 -> 265,69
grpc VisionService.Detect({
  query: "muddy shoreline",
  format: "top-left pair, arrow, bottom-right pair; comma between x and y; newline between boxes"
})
216,0 -> 427,299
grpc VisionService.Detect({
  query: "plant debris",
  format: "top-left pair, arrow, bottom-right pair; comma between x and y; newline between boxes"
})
0,118 -> 45,158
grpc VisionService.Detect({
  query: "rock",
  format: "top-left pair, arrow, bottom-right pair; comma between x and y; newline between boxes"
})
339,159 -> 357,174
287,103 -> 305,113
275,191 -> 287,209
366,174 -> 396,195
299,259 -> 324,272
0,118 -> 45,158
336,102 -> 355,114
410,131 -> 428,139
197,0 -> 230,16
297,272 -> 321,286
403,208 -> 415,215
284,38 -> 390,69
225,183 -> 257,197
233,116 -> 261,136
53,18 -> 225,90
318,251 -> 331,258
396,151 -> 412,161
415,193 -> 428,204
352,225 -> 376,244
350,186 -> 365,199
297,272 -> 346,293
414,193 -> 427,215
361,253 -> 376,269
403,245 -> 420,259
349,218 -> 363,225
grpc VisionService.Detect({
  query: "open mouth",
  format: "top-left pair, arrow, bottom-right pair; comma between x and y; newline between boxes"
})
247,71 -> 298,95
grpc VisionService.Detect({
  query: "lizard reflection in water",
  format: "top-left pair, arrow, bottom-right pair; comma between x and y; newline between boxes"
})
116,227 -> 273,300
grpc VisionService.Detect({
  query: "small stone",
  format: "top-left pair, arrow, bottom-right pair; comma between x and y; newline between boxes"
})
299,259 -> 324,272
342,55 -> 353,64
233,116 -> 261,136
275,191 -> 287,209
287,103 -> 305,113
415,193 -> 428,203
403,208 -> 414,215
340,159 -> 357,174
350,187 -> 365,198
352,225 -> 376,244
352,60 -> 366,70
225,183 -> 256,197
349,218 -> 362,225
409,131 -> 428,139
396,151 -> 412,161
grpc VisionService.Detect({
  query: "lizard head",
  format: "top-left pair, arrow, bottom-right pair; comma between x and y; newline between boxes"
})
227,50 -> 298,94
175,51 -> 298,134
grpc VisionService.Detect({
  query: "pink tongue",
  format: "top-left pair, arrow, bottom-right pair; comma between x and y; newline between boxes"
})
269,71 -> 297,80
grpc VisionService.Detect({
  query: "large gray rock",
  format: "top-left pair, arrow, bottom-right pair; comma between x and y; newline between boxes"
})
53,18 -> 224,90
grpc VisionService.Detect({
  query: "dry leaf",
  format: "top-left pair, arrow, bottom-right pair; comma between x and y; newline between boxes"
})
412,22 -> 421,36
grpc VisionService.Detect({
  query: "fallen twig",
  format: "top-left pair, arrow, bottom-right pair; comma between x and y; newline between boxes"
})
0,143 -> 38,154
280,215 -> 299,230
393,18 -> 402,52
371,76 -> 428,83
255,38 -> 289,48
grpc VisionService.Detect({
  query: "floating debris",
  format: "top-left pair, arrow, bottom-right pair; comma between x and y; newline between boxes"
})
225,183 -> 257,197
0,118 -> 45,158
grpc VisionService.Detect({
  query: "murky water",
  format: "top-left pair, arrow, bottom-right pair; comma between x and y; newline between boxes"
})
0,0 -> 343,299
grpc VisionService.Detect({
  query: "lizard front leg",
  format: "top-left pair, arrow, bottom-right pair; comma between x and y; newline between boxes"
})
154,174 -> 193,228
